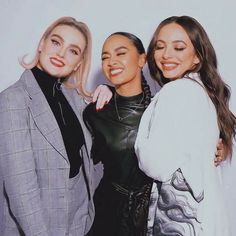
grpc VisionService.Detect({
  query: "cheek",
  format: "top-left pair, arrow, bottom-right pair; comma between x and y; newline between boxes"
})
123,56 -> 139,72
182,53 -> 197,68
38,50 -> 49,67
182,50 -> 196,61
44,43 -> 58,54
102,62 -> 109,74
154,58 -> 162,70
123,54 -> 139,67
65,54 -> 80,67
121,58 -> 129,66
154,52 -> 161,64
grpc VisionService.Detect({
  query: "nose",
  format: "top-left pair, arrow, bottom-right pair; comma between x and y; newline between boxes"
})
57,46 -> 66,58
162,47 -> 173,59
107,55 -> 117,66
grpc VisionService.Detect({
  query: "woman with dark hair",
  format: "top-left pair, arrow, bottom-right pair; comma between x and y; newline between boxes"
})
135,15 -> 236,236
83,32 -> 153,236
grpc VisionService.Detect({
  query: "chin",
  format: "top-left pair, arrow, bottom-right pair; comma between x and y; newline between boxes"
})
163,73 -> 179,81
47,67 -> 64,78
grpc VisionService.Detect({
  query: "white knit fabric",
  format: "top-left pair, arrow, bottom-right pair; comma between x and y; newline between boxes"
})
135,73 -> 229,236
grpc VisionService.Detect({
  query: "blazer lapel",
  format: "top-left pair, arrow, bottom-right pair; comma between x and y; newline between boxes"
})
21,70 -> 68,162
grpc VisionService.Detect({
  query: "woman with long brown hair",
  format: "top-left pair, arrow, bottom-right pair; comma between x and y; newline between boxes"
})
135,15 -> 236,236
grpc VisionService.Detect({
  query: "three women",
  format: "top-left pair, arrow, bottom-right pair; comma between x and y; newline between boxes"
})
0,14 -> 232,236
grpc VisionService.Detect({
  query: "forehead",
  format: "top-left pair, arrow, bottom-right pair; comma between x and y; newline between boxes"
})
103,35 -> 134,51
157,23 -> 191,43
49,25 -> 86,48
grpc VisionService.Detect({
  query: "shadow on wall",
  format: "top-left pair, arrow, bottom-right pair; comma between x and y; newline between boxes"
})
90,65 -> 161,97
90,69 -> 112,92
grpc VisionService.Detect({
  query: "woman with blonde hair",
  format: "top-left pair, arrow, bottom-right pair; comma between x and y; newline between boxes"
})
0,16 -> 111,236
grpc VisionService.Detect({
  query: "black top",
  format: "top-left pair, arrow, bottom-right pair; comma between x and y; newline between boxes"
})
83,92 -> 152,189
32,66 -> 85,178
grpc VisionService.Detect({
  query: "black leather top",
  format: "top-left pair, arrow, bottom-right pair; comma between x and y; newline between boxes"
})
83,92 -> 152,189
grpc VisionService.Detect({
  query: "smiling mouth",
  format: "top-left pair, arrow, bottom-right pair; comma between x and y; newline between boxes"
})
110,68 -> 123,76
50,57 -> 65,67
162,63 -> 178,71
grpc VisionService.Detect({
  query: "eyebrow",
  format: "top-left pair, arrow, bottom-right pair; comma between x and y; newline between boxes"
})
102,46 -> 128,55
157,39 -> 187,45
51,34 -> 82,53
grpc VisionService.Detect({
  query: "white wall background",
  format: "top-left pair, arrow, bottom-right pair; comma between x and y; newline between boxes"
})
0,0 -> 236,234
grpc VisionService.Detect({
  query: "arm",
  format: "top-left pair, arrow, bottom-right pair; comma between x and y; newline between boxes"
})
0,89 -> 49,236
135,79 -> 218,198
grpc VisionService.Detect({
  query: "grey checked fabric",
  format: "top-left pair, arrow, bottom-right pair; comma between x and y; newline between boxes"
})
0,70 -> 100,236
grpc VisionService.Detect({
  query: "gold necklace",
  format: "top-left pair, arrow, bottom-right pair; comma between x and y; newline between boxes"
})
114,92 -> 144,121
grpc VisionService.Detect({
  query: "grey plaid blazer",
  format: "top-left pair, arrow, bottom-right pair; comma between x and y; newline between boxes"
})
0,70 -> 101,236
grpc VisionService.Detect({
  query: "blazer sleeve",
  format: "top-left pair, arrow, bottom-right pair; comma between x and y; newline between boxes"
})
135,79 -> 218,199
0,87 -> 49,236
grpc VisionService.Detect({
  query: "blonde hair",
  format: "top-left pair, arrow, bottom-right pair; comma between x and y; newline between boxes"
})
20,16 -> 92,97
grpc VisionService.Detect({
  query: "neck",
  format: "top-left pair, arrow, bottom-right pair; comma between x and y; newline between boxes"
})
115,81 -> 142,97
116,86 -> 142,97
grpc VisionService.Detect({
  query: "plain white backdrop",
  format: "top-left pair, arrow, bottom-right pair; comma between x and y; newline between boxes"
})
0,0 -> 236,234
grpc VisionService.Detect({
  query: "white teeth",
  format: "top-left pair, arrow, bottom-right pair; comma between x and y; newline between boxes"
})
110,69 -> 123,75
163,63 -> 176,67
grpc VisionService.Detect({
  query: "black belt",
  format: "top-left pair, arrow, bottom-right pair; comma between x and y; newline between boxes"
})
112,182 -> 151,211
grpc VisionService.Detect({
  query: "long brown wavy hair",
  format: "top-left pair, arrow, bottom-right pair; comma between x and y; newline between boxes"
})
147,15 -> 236,158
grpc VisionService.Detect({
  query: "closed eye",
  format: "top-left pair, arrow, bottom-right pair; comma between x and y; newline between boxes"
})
117,52 -> 126,56
69,48 -> 79,55
51,39 -> 60,46
155,45 -> 164,50
175,47 -> 185,51
101,55 -> 110,61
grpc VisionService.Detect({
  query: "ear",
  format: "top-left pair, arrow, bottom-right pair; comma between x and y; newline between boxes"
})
193,55 -> 200,65
138,53 -> 146,68
73,61 -> 82,72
